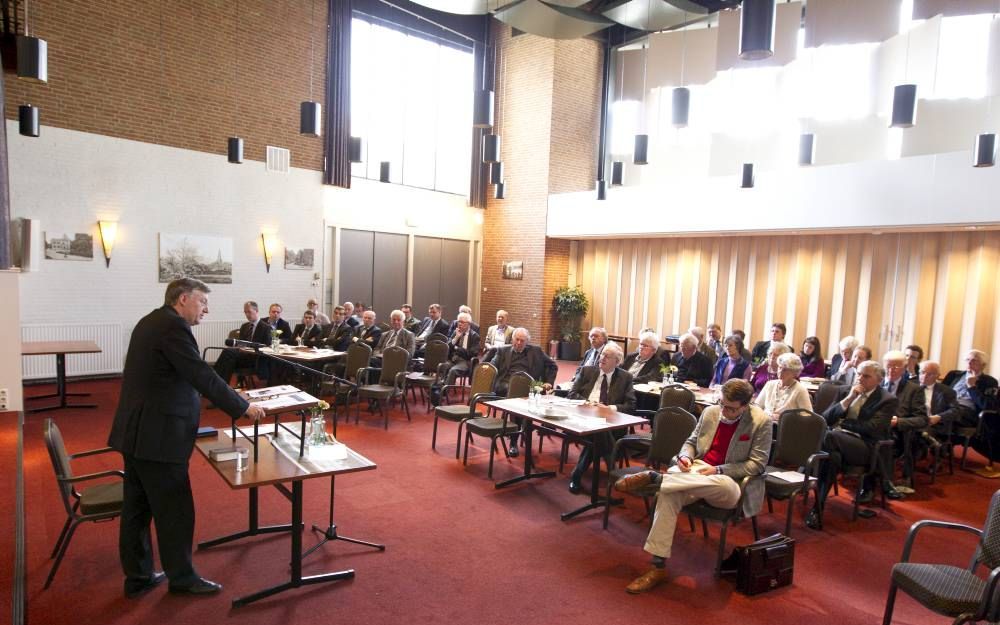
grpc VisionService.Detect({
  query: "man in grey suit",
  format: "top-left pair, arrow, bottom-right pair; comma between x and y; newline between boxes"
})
489,327 -> 558,456
566,343 -> 636,494
614,379 -> 770,594
442,312 -> 480,386
370,309 -> 415,369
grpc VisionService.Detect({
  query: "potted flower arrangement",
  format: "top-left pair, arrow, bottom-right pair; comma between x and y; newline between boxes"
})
552,285 -> 589,361
272,329 -> 283,351
659,363 -> 678,384
309,400 -> 331,446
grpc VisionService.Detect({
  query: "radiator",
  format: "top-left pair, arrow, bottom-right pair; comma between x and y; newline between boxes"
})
20,319 -> 242,380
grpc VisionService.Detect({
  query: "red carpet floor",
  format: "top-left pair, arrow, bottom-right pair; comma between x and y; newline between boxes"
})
9,373 -> 999,625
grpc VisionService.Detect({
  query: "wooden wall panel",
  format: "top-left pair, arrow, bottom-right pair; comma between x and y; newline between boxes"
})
573,231 -> 1000,375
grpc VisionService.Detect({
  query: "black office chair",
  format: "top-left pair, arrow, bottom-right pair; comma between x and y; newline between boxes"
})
462,372 -> 533,478
44,418 -> 124,589
356,346 -> 411,429
432,363 -> 498,457
683,473 -> 762,576
405,340 -> 449,411
812,381 -> 843,415
764,408 -> 828,536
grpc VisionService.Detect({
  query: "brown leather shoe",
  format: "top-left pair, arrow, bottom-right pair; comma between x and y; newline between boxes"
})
626,568 -> 668,594
614,471 -> 657,495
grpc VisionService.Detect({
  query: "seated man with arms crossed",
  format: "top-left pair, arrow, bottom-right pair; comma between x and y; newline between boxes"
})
352,310 -> 382,349
441,312 -> 480,386
566,343 -> 636,494
291,310 -> 324,347
615,379 -> 770,593
324,305 -> 354,351
489,327 -> 558,457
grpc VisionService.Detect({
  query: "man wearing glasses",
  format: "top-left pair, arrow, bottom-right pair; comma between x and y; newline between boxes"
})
614,379 -> 771,594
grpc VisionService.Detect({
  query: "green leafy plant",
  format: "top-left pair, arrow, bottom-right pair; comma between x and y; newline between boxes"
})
552,286 -> 589,342
659,363 -> 678,374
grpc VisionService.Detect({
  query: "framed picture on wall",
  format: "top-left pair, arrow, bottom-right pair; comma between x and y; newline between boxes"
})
44,232 -> 94,261
502,260 -> 523,280
284,247 -> 314,270
158,233 -> 233,283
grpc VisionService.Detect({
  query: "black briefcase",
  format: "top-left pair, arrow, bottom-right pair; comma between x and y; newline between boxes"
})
730,533 -> 795,595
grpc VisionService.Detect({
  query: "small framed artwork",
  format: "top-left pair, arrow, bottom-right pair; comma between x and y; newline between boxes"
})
284,247 -> 315,270
502,260 -> 523,280
44,232 -> 94,261
159,233 -> 233,284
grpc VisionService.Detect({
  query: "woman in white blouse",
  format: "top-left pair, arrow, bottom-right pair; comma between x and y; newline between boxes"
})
756,353 -> 813,422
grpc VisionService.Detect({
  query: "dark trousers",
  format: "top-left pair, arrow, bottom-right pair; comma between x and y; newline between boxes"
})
815,429 -> 873,509
570,431 -> 618,481
120,455 -> 198,587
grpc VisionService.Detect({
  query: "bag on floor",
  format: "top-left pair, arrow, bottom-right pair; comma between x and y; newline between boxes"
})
723,533 -> 794,595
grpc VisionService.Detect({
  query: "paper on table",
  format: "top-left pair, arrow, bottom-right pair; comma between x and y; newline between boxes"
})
253,392 -> 317,410
246,385 -> 299,398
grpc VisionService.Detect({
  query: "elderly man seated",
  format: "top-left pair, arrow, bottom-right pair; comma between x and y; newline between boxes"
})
489,327 -> 558,457
572,327 -> 608,381
672,332 -> 713,388
623,331 -> 664,384
441,312 -> 480,386
614,379 -> 771,593
372,309 -> 416,360
829,336 -> 860,379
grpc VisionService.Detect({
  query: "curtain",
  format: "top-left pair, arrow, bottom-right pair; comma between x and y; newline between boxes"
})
324,0 -> 352,188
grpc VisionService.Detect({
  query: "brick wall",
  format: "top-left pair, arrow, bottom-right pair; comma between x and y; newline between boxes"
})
3,0 -> 327,170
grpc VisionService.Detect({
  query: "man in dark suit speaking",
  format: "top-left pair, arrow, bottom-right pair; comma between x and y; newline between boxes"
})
108,278 -> 266,598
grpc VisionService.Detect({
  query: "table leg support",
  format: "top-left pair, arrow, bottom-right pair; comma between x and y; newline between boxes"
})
495,421 -> 556,489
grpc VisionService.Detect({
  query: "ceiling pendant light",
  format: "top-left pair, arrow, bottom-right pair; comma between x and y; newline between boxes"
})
379,161 -> 391,183
227,137 -> 244,164
739,0 -> 776,60
634,2 -> 651,165
741,163 -> 755,188
227,1 -> 243,163
490,161 -> 504,185
634,134 -> 649,165
974,133 -> 996,168
798,133 -> 815,166
596,179 -> 607,201
673,13 -> 690,128
19,105 -> 39,137
17,1 -> 48,82
494,180 -> 505,199
473,40 -> 495,128
611,161 -> 624,185
890,84 -> 917,128
300,1 -> 322,136
349,136 -> 363,163
483,134 -> 500,163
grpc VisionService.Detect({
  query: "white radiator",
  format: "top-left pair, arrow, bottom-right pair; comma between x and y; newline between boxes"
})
20,319 -> 242,380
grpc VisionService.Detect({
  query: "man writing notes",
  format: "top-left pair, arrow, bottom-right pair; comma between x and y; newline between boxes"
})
108,279 -> 266,598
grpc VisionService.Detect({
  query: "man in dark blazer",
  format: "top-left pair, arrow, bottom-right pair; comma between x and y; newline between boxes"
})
291,310 -> 324,347
489,328 -> 558,456
567,343 -> 636,494
108,279 -> 266,597
414,303 -> 450,349
213,300 -> 272,384
806,360 -> 897,529
750,323 -> 786,365
623,332 -> 665,384
442,312 -> 480,385
945,349 -> 1000,464
342,302 -> 360,328
352,310 -> 382,349
881,350 -> 924,497
324,305 -> 354,351
266,303 -> 293,344
672,333 -> 713,388
892,360 -> 959,482
401,304 -> 420,334
828,336 -> 860,380
446,305 -> 481,336
572,327 -> 608,381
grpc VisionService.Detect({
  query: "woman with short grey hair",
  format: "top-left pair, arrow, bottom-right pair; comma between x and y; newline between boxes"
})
751,341 -> 790,393
756,353 -> 812,422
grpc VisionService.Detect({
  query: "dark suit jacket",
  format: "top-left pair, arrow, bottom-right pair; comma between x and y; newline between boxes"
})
568,366 -> 636,413
573,346 -> 604,379
345,316 -> 360,328
672,351 -> 713,388
292,323 -> 324,347
944,370 -> 1000,412
239,319 -> 273,345
448,329 -> 480,363
823,386 -> 896,445
403,316 -> 420,333
927,383 -> 961,425
325,322 -> 354,351
415,317 -> 450,340
829,353 -> 847,378
893,377 -> 928,431
448,319 -> 481,336
751,340 -> 772,364
489,344 -> 557,387
109,306 -> 249,464
270,318 -> 293,344
353,324 -> 382,349
621,352 -> 664,384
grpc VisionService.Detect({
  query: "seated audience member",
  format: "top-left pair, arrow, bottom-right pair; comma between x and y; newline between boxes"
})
441,312 -> 480,385
573,327 -> 608,381
447,305 -> 480,335
799,336 -> 826,378
886,350 -> 930,489
352,310 -> 382,349
806,361 -> 897,529
292,310 -> 324,347
912,360 -> 960,449
489,328 -> 558,457
623,331 -> 665,384
353,303 -> 368,325
401,304 -> 420,334
903,344 -> 924,382
711,335 -> 753,386
342,301 -> 360,327
689,326 -> 718,366
750,342 -> 790,393
730,329 -> 753,363
943,349 -> 998,427
214,301 -> 272,384
614,379 -> 770,594
751,323 -> 787,365
267,303 -> 293,344
829,336 -> 860,379
374,309 -> 416,358
831,345 -> 873,387
324,306 -> 354,351
414,304 -> 450,347
672,333 -> 713,388
483,310 -> 514,353
756,353 -> 812,422
306,298 -> 330,325
566,344 -> 636,494
706,323 -> 726,361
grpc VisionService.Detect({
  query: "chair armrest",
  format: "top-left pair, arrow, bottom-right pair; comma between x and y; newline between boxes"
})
868,439 -> 895,472
60,469 -> 125,484
899,520 -> 983,563
69,446 -> 116,459
394,371 -> 408,391
355,366 -> 369,386
804,451 -> 829,477
735,473 -> 764,517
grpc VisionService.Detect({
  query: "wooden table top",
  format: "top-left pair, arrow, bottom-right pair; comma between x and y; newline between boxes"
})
195,427 -> 375,490
256,346 -> 345,362
485,397 -> 647,435
21,340 -> 102,356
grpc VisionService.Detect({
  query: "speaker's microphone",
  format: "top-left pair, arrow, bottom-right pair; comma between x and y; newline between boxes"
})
224,338 -> 264,349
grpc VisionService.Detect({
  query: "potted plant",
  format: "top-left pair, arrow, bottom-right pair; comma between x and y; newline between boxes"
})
552,285 -> 589,362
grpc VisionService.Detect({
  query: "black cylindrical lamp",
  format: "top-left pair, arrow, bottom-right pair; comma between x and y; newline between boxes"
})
974,133 -> 996,168
19,105 -> 39,137
17,36 -> 48,83
379,161 -> 391,182
490,161 -> 504,184
611,161 -> 624,185
494,181 -> 505,199
672,87 -> 690,127
227,137 -> 244,163
798,133 -> 815,166
349,136 -> 363,163
483,133 -> 501,163
890,84 -> 918,128
739,0 -> 776,61
473,89 -> 494,128
300,101 -> 322,136
741,163 -> 755,188
634,134 -> 649,165
596,179 -> 607,201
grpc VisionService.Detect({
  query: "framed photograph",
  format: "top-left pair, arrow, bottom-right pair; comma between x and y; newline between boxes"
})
158,233 -> 233,284
44,232 -> 94,261
284,247 -> 314,270
502,260 -> 523,280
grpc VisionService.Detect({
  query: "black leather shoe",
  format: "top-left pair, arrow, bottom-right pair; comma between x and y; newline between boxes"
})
125,571 -> 166,599
856,488 -> 874,504
804,508 -> 823,530
568,479 -> 582,494
884,483 -> 905,500
857,508 -> 877,519
508,445 -> 519,458
169,577 -> 223,595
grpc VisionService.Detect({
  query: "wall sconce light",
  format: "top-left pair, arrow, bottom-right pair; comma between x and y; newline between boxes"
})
97,220 -> 118,267
261,232 -> 278,273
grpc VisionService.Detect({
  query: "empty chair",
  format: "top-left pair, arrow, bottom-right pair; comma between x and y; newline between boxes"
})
320,342 -> 372,434
406,340 -> 449,411
432,363 -> 497,457
44,418 -> 124,589
812,381 -> 843,415
659,385 -> 696,412
462,372 -> 533,478
356,346 -> 411,429
764,408 -> 828,536
882,489 -> 1000,625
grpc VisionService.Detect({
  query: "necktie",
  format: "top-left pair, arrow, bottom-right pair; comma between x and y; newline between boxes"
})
846,392 -> 866,420
599,373 -> 609,405
388,331 -> 397,347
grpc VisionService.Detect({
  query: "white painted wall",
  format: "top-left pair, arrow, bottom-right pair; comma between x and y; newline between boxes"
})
0,270 -> 23,411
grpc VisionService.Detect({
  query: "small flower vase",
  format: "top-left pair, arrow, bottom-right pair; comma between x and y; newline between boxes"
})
530,388 -> 539,410
272,338 -> 281,351
666,374 -> 674,385
309,411 -> 327,446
